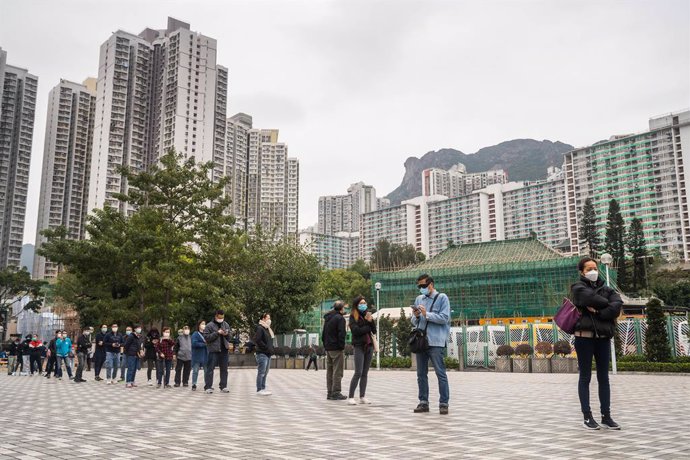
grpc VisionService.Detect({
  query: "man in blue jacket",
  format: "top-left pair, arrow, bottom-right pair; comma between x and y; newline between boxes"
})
104,323 -> 124,384
55,332 -> 73,380
411,274 -> 451,415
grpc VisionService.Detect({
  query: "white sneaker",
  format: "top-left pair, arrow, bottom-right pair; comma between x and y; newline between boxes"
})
359,397 -> 372,404
106,380 -> 112,385
147,379 -> 153,386
11,372 -> 16,376
257,389 -> 272,396
347,398 -> 358,405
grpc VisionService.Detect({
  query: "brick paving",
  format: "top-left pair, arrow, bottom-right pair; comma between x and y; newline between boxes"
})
0,368 -> 688,459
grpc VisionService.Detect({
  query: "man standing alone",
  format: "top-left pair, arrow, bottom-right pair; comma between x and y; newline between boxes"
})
322,300 -> 347,400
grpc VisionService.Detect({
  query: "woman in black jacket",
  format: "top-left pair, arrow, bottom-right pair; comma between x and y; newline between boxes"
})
254,313 -> 275,396
347,295 -> 377,405
144,328 -> 160,385
571,257 -> 623,431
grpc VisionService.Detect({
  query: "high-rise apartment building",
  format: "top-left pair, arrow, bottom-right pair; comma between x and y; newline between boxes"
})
564,110 -> 690,261
88,17 -> 228,215
299,230 -> 359,270
318,182 -> 384,235
0,48 -> 38,269
422,163 -> 508,198
226,113 -> 252,221
34,79 -> 96,280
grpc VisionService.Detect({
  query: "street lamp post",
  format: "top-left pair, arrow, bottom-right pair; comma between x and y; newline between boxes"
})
600,253 -> 617,375
375,282 -> 381,370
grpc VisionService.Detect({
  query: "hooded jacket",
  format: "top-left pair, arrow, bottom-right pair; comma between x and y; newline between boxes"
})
322,310 -> 346,351
571,276 -> 623,339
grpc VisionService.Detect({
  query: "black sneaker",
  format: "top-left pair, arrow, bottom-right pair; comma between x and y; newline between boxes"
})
583,417 -> 600,430
327,393 -> 334,400
414,403 -> 430,413
192,385 -> 197,391
332,392 -> 347,400
440,406 -> 449,415
174,383 -> 180,387
601,416 -> 621,430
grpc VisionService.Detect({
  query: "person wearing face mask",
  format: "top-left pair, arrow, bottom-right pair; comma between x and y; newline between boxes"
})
55,331 -> 73,380
44,330 -> 61,379
74,327 -> 92,383
347,296 -> 376,405
322,300 -> 347,400
155,327 -> 175,388
93,325 -> 108,381
571,257 -> 623,431
118,327 -> 132,382
253,313 -> 275,396
7,337 -> 20,376
202,309 -> 231,394
20,334 -> 32,376
29,335 -> 43,375
124,325 -> 144,388
173,326 -> 192,387
144,328 -> 160,385
104,324 -> 124,384
190,320 -> 207,391
411,274 -> 451,415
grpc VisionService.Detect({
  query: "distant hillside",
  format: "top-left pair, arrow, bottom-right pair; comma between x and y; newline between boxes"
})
385,139 -> 574,205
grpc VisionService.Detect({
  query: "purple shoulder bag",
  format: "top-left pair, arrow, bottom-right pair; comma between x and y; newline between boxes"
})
554,297 -> 580,334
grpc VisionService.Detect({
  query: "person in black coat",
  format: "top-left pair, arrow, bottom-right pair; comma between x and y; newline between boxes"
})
253,313 -> 275,395
571,257 -> 623,431
93,325 -> 108,381
124,325 -> 143,387
44,330 -> 60,379
144,328 -> 160,385
74,328 -> 92,383
347,296 -> 377,405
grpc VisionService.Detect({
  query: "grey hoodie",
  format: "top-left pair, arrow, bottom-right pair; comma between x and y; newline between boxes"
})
174,334 -> 192,361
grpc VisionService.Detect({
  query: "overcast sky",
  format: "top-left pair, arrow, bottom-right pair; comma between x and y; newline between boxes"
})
1,0 -> 688,245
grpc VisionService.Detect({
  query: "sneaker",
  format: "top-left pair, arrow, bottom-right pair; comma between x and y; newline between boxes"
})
147,379 -> 153,386
583,417 -> 601,430
183,384 -> 188,387
359,397 -> 372,405
192,385 -> 197,391
205,388 -> 214,394
131,383 -> 138,388
414,403 -> 430,413
257,390 -> 272,396
126,383 -> 133,388
174,383 -> 180,388
440,406 -> 449,415
347,398 -> 358,405
331,392 -> 347,401
220,388 -> 230,393
601,416 -> 621,430
11,372 -> 16,376
164,385 -> 173,389
157,383 -> 162,389
106,380 -> 112,385
95,376 -> 102,381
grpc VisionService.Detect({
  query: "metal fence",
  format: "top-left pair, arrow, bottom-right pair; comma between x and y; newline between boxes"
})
449,317 -> 690,368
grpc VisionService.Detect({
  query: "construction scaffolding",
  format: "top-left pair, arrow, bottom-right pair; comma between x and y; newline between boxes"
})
371,238 -> 605,322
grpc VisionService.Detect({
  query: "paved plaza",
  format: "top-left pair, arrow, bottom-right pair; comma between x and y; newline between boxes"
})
0,368 -> 688,459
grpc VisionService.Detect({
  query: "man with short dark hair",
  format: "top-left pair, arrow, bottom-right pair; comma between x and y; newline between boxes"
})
44,330 -> 60,379
411,274 -> 451,415
203,310 -> 231,394
322,300 -> 347,400
104,323 -> 123,384
93,324 -> 108,381
74,327 -> 91,383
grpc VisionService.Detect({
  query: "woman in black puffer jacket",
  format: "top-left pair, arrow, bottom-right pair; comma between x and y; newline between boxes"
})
571,257 -> 623,431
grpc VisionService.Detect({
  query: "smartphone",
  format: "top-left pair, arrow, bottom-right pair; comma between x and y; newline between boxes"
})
411,304 -> 419,311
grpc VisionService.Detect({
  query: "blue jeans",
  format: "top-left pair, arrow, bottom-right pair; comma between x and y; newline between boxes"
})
256,353 -> 270,391
416,346 -> 449,407
105,352 -> 120,380
55,356 -> 73,379
574,336 -> 611,416
126,356 -> 139,384
191,362 -> 204,386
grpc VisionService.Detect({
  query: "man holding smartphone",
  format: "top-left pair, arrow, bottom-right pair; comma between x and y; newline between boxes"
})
203,309 -> 231,394
411,274 -> 451,415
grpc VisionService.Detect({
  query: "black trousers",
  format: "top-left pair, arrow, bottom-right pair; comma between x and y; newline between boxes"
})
45,355 -> 56,376
94,352 -> 106,377
30,354 -> 42,374
306,357 -> 318,370
204,352 -> 229,390
174,359 -> 191,385
574,336 -> 611,416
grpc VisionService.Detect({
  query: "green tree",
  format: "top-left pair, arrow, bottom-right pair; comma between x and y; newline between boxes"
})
349,259 -> 371,280
318,269 -> 370,305
394,307 -> 413,357
580,197 -> 600,257
378,314 -> 395,356
371,239 -> 426,270
0,267 -> 46,340
626,216 -> 647,291
605,199 -> 627,290
644,297 -> 671,362
650,268 -> 690,308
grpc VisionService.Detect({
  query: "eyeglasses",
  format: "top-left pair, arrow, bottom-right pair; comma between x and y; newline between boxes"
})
417,282 -> 430,289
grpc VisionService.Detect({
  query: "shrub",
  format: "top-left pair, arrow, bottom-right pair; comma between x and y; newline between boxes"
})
645,297 -> 672,362
617,362 -> 690,373
496,345 -> 515,357
379,357 -> 411,368
287,347 -> 298,358
534,342 -> 553,357
514,344 -> 533,357
297,345 -> 309,357
444,357 -> 459,369
618,354 -> 647,363
273,346 -> 285,357
553,340 -> 572,357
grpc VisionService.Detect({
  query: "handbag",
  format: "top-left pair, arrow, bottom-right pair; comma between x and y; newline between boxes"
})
370,333 -> 379,353
408,294 -> 439,354
554,297 -> 580,334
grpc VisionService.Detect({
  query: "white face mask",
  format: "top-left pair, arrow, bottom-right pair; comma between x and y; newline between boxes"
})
135,328 -> 141,334
163,333 -> 170,338
183,330 -> 190,335
584,270 -> 599,282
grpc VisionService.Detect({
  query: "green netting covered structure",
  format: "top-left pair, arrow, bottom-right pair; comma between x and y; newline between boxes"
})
371,238 -> 613,322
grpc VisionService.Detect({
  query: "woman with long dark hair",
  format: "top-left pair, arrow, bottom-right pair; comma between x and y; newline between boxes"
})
347,295 -> 376,405
571,257 -> 623,430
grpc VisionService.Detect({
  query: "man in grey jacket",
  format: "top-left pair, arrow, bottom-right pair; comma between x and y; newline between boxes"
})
174,326 -> 192,387
203,310 -> 231,394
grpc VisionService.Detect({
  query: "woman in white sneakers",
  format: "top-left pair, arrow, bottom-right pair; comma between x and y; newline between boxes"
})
347,296 -> 376,405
